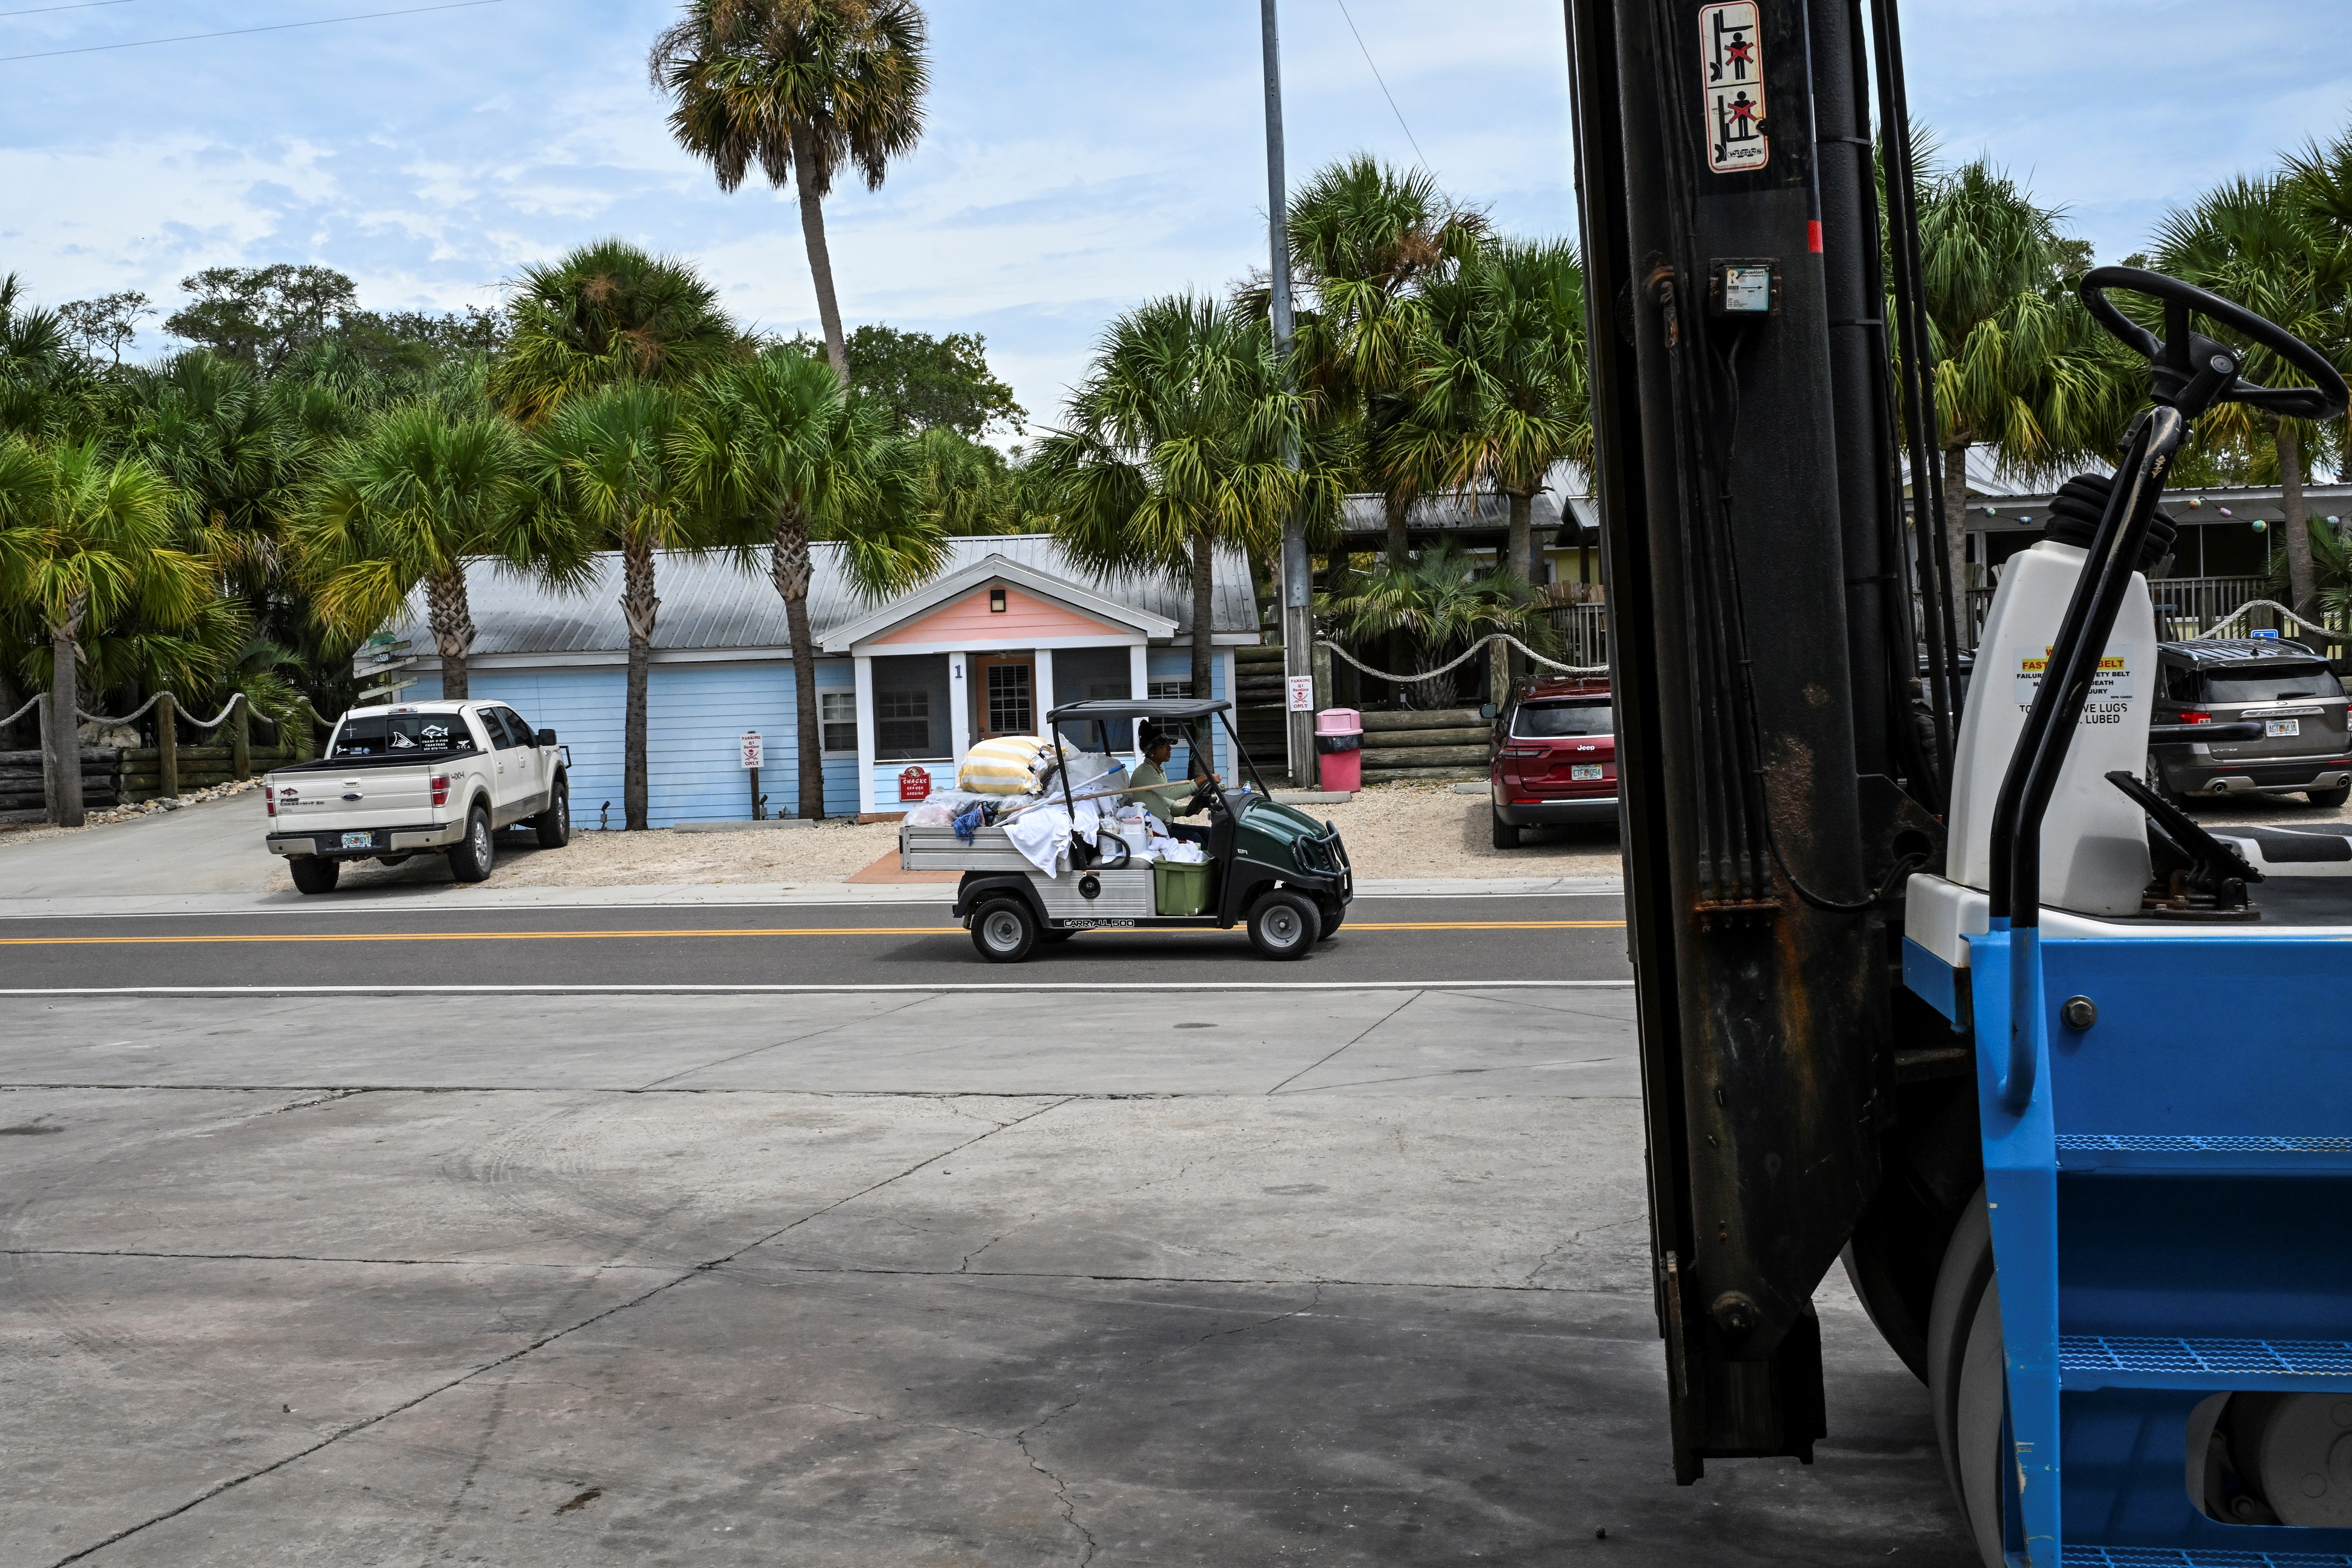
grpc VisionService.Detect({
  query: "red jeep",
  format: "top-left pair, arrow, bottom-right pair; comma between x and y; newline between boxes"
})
1490,678 -> 1618,847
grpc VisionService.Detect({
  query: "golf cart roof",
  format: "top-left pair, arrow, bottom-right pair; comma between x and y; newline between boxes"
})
1047,698 -> 1233,724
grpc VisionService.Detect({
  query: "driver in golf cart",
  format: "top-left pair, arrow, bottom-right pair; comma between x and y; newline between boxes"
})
1127,723 -> 1219,842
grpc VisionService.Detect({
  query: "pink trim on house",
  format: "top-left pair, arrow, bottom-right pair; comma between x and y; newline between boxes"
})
867,586 -> 1128,646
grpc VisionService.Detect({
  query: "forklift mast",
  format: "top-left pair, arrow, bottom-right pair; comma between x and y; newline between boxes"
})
1563,0 -> 1967,1479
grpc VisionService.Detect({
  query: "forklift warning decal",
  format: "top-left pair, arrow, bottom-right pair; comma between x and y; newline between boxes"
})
2015,648 -> 2137,722
1699,3 -> 1769,173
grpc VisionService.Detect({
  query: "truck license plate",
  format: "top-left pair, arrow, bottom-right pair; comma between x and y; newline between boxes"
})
1571,763 -> 1605,781
2267,718 -> 2301,738
341,832 -> 373,850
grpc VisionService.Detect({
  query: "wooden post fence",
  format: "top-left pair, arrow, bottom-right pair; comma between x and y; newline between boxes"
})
156,692 -> 178,801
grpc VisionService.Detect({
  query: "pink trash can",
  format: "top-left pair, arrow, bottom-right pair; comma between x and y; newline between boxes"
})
1314,708 -> 1363,792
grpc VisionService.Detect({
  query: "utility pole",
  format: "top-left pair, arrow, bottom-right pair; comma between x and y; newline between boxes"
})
1260,0 -> 1316,789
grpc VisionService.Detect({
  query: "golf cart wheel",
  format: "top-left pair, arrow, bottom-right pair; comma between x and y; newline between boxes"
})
447,805 -> 495,884
970,898 -> 1038,963
1246,890 -> 1321,961
289,856 -> 340,895
1491,806 -> 1521,849
2307,782 -> 2350,809
534,777 -> 572,847
1316,896 -> 1345,938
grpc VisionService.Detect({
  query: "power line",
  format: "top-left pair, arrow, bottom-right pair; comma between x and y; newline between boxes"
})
0,1 -> 144,18
1329,0 -> 1429,171
0,0 -> 507,62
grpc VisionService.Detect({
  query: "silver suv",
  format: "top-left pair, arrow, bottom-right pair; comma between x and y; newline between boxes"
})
2149,639 -> 2352,808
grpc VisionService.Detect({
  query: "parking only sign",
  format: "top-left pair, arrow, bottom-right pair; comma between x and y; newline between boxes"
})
1287,675 -> 1315,712
739,730 -> 764,769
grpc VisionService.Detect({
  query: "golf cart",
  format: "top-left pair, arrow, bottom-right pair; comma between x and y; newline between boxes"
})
899,698 -> 1353,963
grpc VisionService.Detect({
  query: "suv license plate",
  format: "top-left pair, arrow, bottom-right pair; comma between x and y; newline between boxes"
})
2267,718 -> 2301,738
341,832 -> 373,850
1570,763 -> 1605,781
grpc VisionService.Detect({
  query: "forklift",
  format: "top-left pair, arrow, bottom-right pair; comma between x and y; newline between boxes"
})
1564,1 -> 2352,1561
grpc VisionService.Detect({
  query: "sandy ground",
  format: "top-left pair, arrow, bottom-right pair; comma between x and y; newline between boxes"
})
256,782 -> 1626,893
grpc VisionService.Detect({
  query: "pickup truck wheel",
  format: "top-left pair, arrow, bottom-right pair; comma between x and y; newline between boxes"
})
970,898 -> 1036,963
534,777 -> 571,848
1491,806 -> 1521,849
1247,890 -> 1321,959
289,856 -> 340,895
447,805 -> 495,884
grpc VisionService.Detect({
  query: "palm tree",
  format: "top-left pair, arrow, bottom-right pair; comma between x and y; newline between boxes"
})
649,0 -> 929,382
675,347 -> 943,819
1384,238 -> 1591,666
1038,295 -> 1338,701
2283,125 -> 2352,482
1914,157 -> 2124,596
1321,540 -> 1558,707
0,438 -> 210,824
292,401 -> 542,700
2155,175 -> 2352,618
533,384 -> 698,830
488,241 -> 740,428
1275,156 -> 1486,557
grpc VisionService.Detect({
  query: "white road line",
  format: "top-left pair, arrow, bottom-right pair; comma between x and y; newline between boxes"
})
0,980 -> 1636,996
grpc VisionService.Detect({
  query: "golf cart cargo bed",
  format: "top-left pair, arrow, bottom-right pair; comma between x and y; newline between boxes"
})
900,823 -> 1032,871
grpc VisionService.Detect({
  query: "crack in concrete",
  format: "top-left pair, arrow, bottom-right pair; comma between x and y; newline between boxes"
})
1014,1414 -> 1097,1566
1262,993 -> 1421,1095
630,994 -> 940,1090
37,1093 -> 1079,1568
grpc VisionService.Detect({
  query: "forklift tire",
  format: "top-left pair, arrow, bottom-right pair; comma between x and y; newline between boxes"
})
970,898 -> 1037,963
2307,783 -> 2351,808
289,856 -> 340,895
534,777 -> 571,848
1491,807 -> 1520,849
1246,890 -> 1321,960
1926,1187 -> 2002,1560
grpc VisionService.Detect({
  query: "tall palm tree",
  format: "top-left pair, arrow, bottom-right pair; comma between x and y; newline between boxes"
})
2156,174 -> 2352,618
0,438 -> 210,824
649,0 -> 929,382
533,384 -> 698,830
2283,125 -> 2352,482
1914,157 -> 2123,596
488,241 -> 740,428
1038,294 -> 1338,701
1386,239 -> 1592,610
292,401 -> 542,700
1277,156 -> 1485,557
675,347 -> 942,819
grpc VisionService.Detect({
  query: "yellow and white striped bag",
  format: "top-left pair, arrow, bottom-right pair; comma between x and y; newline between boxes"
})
958,735 -> 1052,795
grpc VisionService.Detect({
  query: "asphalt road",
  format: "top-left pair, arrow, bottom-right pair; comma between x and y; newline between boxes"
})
0,891 -> 1631,991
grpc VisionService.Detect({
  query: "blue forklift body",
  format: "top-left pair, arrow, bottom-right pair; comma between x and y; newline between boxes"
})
1912,926 -> 2352,1565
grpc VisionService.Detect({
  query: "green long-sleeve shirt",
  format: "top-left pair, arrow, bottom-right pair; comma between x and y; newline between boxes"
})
1125,759 -> 1195,821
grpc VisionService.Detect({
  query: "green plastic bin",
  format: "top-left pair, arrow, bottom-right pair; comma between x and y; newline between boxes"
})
1153,859 -> 1214,917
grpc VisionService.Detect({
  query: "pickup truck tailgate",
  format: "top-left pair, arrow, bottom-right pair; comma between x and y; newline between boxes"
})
273,769 -> 436,830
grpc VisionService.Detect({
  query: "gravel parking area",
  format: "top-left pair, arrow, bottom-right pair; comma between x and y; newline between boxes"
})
267,782 -> 1622,893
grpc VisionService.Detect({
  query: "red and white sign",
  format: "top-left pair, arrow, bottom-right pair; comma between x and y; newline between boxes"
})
1698,2 -> 1769,174
898,765 -> 933,803
1286,675 -> 1315,713
739,731 -> 764,770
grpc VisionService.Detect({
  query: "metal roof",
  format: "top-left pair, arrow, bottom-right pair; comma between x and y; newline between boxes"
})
384,534 -> 1260,658
2160,637 -> 2327,666
1968,482 -> 2352,535
1338,490 -> 1575,539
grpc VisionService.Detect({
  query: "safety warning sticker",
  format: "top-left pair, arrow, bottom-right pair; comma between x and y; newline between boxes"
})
1699,2 -> 1769,174
2015,648 -> 2136,724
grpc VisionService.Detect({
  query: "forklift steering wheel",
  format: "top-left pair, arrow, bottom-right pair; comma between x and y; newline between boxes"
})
2080,265 -> 2348,421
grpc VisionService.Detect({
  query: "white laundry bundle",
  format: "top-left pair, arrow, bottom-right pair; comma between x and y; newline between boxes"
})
1001,798 -> 1109,877
1159,839 -> 1208,865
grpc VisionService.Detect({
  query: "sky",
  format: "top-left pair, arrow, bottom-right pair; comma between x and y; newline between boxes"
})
1,0 -> 2348,438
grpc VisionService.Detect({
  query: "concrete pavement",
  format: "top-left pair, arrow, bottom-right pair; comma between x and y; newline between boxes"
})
0,987 -> 1972,1566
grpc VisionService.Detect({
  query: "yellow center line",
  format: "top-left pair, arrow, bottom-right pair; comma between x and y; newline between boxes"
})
0,920 -> 1625,947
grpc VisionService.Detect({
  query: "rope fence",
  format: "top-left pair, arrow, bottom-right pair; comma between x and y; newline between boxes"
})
1315,633 -> 1609,682
2192,599 -> 2342,642
2,694 -> 40,729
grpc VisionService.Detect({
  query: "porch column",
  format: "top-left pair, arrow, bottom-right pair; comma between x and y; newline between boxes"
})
1031,648 -> 1054,734
1128,642 -> 1148,703
948,653 -> 971,763
853,653 -> 876,815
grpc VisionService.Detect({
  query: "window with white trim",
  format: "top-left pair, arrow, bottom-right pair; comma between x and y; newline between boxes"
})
819,691 -> 859,755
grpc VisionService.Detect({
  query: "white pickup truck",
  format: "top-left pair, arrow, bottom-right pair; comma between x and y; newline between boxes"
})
263,700 -> 571,894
